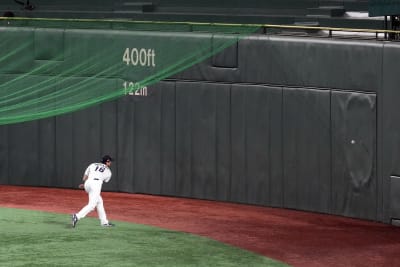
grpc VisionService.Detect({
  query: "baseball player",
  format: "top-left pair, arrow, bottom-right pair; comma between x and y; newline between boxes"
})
72,155 -> 115,227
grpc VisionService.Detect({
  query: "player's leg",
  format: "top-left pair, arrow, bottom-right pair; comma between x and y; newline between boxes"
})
76,182 -> 100,219
96,195 -> 109,225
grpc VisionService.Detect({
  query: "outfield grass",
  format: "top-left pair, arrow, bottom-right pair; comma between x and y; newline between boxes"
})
0,207 -> 289,267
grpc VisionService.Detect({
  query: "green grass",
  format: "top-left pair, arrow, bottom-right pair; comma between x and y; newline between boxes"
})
0,207 -> 289,267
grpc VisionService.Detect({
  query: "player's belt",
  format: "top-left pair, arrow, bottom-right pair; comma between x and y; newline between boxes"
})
93,178 -> 100,181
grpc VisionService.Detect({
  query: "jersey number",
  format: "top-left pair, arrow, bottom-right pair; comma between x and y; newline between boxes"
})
95,166 -> 105,173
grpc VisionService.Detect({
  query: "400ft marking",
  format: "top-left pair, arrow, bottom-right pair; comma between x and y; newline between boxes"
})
122,48 -> 156,67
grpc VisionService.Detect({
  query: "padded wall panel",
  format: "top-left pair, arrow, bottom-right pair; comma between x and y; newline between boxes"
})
133,84 -> 162,194
37,118 -> 56,186
100,101 -> 118,191
189,83 -> 218,200
116,92 -> 136,192
381,43 -> 400,222
8,121 -> 39,186
0,124 -> 8,184
230,84 -> 283,205
239,84 -> 283,206
175,82 -> 194,197
33,28 -> 65,75
212,35 -> 238,68
390,176 -> 400,220
215,84 -> 231,201
283,88 -> 331,212
0,28 -> 34,73
331,91 -> 377,220
0,75 -> 10,184
175,81 -> 221,199
175,82 -> 232,199
55,113 -> 74,187
34,28 -> 64,61
230,86 -> 248,203
159,81 -> 177,196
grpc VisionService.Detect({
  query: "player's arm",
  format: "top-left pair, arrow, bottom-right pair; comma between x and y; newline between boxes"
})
78,174 -> 89,189
103,169 -> 112,183
82,165 -> 91,182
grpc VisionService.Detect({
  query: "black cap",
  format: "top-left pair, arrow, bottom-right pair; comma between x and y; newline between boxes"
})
101,155 -> 114,163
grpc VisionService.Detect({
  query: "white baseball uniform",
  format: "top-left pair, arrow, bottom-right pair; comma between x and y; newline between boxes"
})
76,162 -> 112,225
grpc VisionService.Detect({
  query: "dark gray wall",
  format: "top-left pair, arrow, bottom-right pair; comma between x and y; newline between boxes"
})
382,43 -> 400,223
1,30 -> 399,224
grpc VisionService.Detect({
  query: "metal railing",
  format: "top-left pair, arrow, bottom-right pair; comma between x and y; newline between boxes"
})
1,17 -> 399,41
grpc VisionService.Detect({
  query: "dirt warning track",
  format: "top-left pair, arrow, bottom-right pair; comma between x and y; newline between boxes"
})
1,185 -> 399,267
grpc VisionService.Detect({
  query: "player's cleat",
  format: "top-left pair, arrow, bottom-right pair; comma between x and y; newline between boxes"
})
72,214 -> 78,228
102,222 -> 115,227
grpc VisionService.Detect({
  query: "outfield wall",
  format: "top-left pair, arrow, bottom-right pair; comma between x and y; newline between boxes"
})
0,25 -> 399,224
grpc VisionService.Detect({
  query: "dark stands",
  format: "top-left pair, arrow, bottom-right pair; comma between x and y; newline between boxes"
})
0,0 -> 384,30
369,0 -> 400,39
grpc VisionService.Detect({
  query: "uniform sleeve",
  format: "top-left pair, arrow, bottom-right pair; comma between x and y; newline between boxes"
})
104,169 -> 112,183
84,164 -> 91,176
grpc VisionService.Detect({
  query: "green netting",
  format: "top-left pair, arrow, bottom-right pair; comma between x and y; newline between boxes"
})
0,17 -> 260,125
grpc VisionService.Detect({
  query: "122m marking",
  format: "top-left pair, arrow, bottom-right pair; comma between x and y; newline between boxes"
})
123,81 -> 148,96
